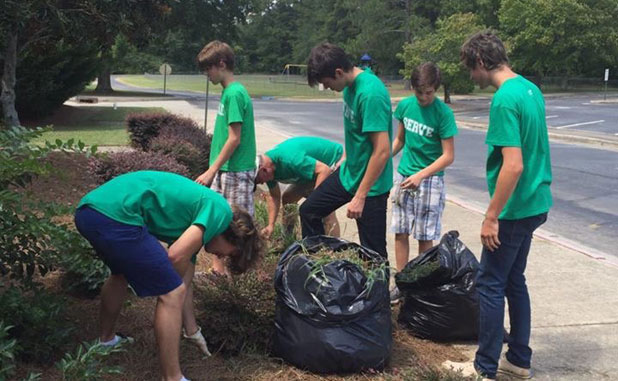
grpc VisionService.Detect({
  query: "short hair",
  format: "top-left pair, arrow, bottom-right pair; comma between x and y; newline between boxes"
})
411,62 -> 441,90
307,42 -> 353,87
196,40 -> 235,72
220,205 -> 264,275
460,31 -> 508,71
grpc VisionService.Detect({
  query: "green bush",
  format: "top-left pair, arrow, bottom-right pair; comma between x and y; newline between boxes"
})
0,286 -> 73,363
56,340 -> 124,381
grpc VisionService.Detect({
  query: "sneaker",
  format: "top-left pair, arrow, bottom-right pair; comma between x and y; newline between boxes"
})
498,355 -> 533,379
100,332 -> 134,347
389,286 -> 402,305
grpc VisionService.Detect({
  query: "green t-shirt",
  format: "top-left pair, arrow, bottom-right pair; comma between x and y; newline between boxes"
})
486,75 -> 553,220
393,96 -> 457,176
340,70 -> 393,196
77,171 -> 232,245
209,82 -> 257,172
265,136 -> 343,188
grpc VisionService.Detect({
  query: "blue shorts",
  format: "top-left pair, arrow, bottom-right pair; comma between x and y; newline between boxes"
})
74,206 -> 183,297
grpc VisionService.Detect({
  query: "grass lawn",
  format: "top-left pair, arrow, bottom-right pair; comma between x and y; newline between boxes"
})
116,74 -> 345,99
24,105 -> 166,146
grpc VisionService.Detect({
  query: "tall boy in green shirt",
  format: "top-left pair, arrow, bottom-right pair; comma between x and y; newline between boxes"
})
459,31 -> 552,380
300,43 -> 393,259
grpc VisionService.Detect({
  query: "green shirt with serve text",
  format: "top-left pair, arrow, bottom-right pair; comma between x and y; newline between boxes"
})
340,70 -> 393,196
78,171 -> 232,245
210,82 -> 256,171
393,96 -> 457,176
486,75 -> 553,219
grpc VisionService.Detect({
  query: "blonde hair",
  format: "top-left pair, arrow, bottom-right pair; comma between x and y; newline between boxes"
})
196,40 -> 235,71
222,205 -> 264,274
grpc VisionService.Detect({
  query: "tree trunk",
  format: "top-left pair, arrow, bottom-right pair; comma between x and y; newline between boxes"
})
1,32 -> 21,128
443,84 -> 451,104
95,48 -> 113,93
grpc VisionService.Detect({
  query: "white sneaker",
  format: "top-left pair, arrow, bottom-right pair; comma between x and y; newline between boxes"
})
183,326 -> 212,358
498,355 -> 532,379
389,285 -> 402,305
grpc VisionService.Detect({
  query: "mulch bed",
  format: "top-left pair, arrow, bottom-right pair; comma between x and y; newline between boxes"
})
12,153 -> 469,380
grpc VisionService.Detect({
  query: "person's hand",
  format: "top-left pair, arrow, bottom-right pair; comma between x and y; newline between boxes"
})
481,216 -> 500,251
347,195 -> 366,219
183,326 -> 212,358
401,173 -> 423,190
195,169 -> 215,187
261,225 -> 274,238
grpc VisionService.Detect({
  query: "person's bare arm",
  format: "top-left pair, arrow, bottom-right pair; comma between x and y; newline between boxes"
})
262,184 -> 281,238
401,137 -> 455,189
195,123 -> 241,186
168,225 -> 205,277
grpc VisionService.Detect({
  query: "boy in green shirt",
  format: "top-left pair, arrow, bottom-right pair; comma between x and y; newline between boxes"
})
255,136 -> 344,237
459,31 -> 552,380
390,62 -> 457,303
300,43 -> 393,259
196,40 -> 257,276
75,171 -> 263,381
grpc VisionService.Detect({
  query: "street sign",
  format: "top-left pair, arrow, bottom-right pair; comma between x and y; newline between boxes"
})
604,68 -> 609,100
159,63 -> 172,76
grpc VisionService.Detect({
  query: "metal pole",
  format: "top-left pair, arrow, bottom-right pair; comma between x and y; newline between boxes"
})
204,77 -> 209,132
604,81 -> 608,101
163,69 -> 167,95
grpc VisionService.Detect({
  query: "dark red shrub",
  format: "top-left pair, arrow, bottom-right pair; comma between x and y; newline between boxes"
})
149,135 -> 206,178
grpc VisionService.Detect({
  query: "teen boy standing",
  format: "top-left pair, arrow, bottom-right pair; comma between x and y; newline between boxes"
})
390,62 -> 457,303
196,40 -> 257,275
460,31 -> 552,380
300,43 -> 393,259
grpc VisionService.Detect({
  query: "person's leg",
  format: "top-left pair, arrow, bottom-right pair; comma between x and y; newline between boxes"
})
99,274 -> 129,342
412,176 -> 445,256
155,283 -> 187,381
394,233 -> 410,272
210,170 -> 255,274
300,169 -> 351,237
474,219 -> 523,379
417,239 -> 433,255
281,183 -> 307,236
356,191 -> 389,258
504,213 -> 547,369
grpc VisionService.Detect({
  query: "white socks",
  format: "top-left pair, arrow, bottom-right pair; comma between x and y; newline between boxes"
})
100,335 -> 121,346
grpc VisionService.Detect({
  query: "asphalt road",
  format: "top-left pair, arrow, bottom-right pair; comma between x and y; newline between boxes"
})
110,77 -> 618,257
243,98 -> 618,257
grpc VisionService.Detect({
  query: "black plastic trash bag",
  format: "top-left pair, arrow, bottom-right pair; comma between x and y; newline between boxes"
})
273,235 -> 392,374
395,230 -> 479,342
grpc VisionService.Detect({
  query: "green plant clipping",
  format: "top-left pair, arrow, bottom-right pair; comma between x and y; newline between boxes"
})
56,340 -> 124,381
397,259 -> 441,284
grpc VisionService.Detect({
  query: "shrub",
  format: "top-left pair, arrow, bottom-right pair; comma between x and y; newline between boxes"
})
126,113 -> 178,151
195,255 -> 278,356
149,135 -> 205,178
0,286 -> 73,363
0,321 -> 17,380
87,151 -> 190,184
158,119 -> 211,163
56,340 -> 124,381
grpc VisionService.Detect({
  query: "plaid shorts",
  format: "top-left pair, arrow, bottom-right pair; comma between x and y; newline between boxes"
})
211,169 -> 256,216
390,172 -> 445,240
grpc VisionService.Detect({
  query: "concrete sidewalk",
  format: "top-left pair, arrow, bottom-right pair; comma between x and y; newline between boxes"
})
79,97 -> 618,380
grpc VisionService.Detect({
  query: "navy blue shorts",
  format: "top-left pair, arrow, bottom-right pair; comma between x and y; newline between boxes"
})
74,206 -> 183,297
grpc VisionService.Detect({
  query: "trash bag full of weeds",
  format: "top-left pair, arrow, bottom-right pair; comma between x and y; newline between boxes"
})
273,235 -> 392,374
395,230 -> 479,342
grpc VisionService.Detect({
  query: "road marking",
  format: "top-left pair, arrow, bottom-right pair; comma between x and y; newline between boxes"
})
582,102 -> 591,105
472,116 -> 482,119
554,120 -> 605,129
554,106 -> 571,109
546,115 -> 558,119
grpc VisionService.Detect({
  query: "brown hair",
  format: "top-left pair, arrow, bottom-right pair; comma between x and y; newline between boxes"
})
221,205 -> 264,274
196,40 -> 235,72
460,30 -> 508,71
411,62 -> 441,90
307,42 -> 353,87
